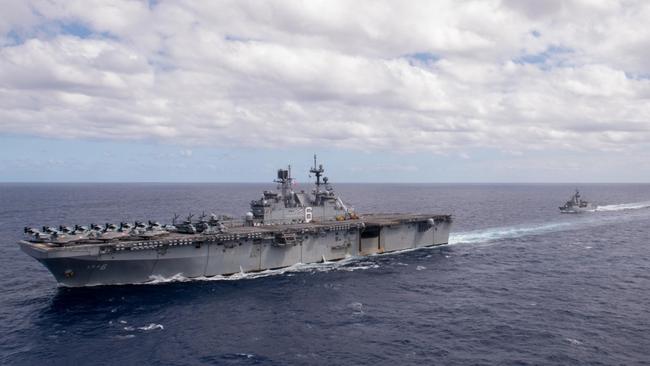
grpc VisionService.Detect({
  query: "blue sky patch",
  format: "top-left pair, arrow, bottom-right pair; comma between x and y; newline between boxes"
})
60,21 -> 93,38
4,20 -> 114,45
514,46 -> 573,68
625,71 -> 650,80
4,30 -> 22,46
225,34 -> 255,43
405,52 -> 440,64
3,135 -> 640,183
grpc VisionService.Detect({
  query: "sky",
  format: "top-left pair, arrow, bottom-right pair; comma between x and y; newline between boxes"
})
0,0 -> 649,183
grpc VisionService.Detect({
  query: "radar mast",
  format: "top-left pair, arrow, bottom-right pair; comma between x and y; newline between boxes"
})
310,154 -> 325,194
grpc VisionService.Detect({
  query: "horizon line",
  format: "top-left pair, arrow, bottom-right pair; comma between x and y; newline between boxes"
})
1,181 -> 649,185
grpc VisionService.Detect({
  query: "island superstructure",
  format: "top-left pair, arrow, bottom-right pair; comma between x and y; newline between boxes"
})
19,156 -> 452,287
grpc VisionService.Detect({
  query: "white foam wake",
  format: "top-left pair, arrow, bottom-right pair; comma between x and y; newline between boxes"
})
595,201 -> 650,212
145,256 -> 375,285
138,323 -> 164,331
449,222 -> 573,245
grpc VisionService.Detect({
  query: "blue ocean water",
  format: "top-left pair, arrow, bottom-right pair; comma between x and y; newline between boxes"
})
1,183 -> 649,365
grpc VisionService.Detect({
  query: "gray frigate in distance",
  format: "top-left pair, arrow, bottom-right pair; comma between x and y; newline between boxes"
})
559,189 -> 596,213
20,156 -> 452,287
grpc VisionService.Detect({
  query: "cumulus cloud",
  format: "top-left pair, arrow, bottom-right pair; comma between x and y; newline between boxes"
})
0,0 -> 649,154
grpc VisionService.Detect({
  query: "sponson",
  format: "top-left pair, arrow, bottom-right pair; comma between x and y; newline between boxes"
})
19,156 -> 452,287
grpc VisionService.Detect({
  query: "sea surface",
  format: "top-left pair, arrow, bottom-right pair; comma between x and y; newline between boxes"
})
1,183 -> 649,365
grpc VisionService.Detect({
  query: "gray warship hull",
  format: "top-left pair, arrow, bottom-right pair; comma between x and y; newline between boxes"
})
20,214 -> 451,287
559,206 -> 595,214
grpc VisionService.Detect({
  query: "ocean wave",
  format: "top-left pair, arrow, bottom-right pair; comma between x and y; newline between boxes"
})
114,334 -> 136,340
138,323 -> 164,331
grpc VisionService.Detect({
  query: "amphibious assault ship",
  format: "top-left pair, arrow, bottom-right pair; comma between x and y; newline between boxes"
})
559,189 -> 595,213
20,156 -> 452,287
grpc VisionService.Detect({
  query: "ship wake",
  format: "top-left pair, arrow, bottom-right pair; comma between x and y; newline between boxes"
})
450,200 -> 650,245
595,201 -> 650,212
449,222 -> 573,245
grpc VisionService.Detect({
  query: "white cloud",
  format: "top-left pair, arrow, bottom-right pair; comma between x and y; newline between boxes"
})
0,0 -> 649,155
